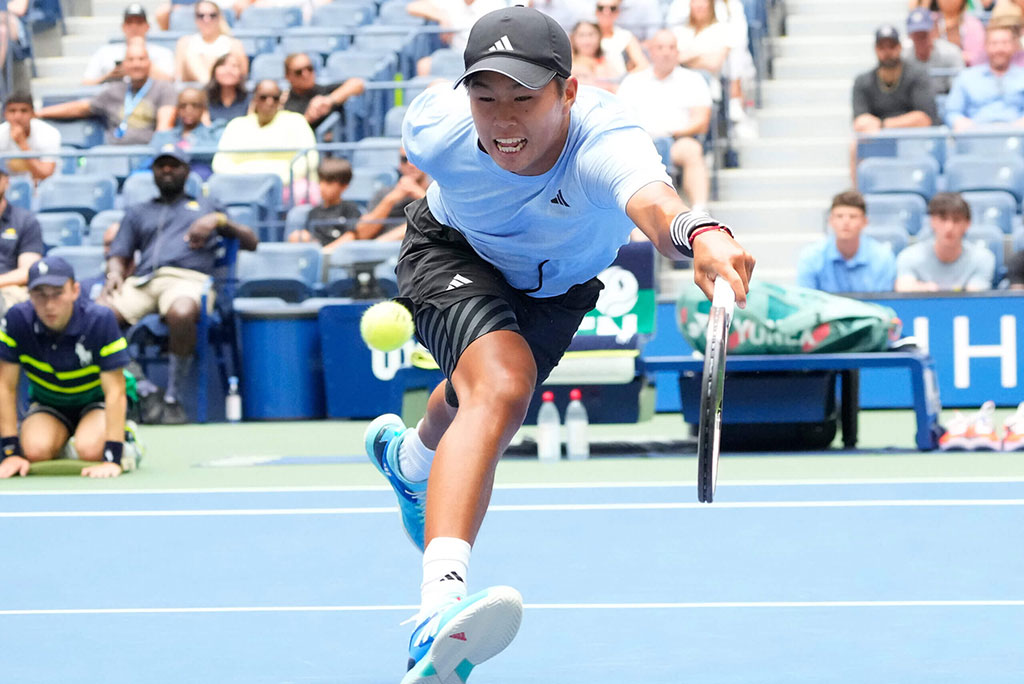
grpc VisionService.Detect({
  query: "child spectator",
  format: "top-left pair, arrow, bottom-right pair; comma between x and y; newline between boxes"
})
289,158 -> 363,247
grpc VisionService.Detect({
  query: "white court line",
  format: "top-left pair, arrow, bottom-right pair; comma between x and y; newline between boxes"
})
2,600 -> 1023,616
3,476 -> 1024,497
3,499 -> 1024,518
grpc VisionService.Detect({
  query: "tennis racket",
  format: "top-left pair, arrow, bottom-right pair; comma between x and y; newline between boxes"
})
697,277 -> 736,504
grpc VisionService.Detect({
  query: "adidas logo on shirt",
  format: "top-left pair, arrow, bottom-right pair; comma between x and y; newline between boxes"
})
549,190 -> 570,207
445,274 -> 473,291
489,35 -> 514,52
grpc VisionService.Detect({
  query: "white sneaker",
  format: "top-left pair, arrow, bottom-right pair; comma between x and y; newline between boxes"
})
939,410 -> 971,451
1002,402 -> 1024,452
966,401 -> 1001,451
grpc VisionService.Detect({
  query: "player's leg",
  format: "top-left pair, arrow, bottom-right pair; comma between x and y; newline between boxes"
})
19,406 -> 72,463
670,136 -> 709,210
71,405 -> 107,462
155,270 -> 206,423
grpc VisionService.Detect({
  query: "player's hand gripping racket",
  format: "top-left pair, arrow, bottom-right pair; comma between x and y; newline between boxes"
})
697,277 -> 736,503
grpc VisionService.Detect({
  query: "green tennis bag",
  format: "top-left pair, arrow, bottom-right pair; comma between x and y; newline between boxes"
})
677,281 -> 902,354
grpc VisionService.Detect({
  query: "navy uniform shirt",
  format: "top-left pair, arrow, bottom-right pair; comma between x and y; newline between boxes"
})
0,298 -> 130,407
109,194 -> 226,277
0,204 -> 45,274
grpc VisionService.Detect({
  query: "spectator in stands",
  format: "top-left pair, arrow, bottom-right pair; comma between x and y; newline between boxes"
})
409,0 -> 510,76
896,192 -> 995,292
944,23 -> 1024,129
796,190 -> 896,293
205,53 -> 250,125
150,88 -> 222,179
38,38 -> 176,145
212,79 -> 319,203
1007,248 -> 1024,288
1,0 -> 30,72
81,4 -> 174,86
102,146 -> 258,424
0,166 -> 43,317
570,20 -> 620,91
671,0 -> 730,85
529,0 -> 590,32
354,147 -> 430,241
289,158 -> 362,246
908,0 -> 986,65
594,0 -> 648,78
0,92 -> 60,183
282,53 -> 365,132
615,29 -> 712,211
174,1 -> 247,84
851,25 -> 937,180
0,256 -> 138,479
903,7 -> 965,94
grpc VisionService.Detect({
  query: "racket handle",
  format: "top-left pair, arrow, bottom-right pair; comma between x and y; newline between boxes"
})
712,277 -> 736,316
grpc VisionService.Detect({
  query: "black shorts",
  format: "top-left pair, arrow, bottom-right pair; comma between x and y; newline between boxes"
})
25,401 -> 105,433
397,199 -> 603,400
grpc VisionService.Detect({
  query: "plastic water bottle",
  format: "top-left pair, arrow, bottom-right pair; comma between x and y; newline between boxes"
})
225,376 -> 242,423
565,388 -> 590,461
536,391 -> 562,462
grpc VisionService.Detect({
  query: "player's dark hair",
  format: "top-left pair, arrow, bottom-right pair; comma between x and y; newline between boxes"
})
830,190 -> 866,213
318,157 -> 353,185
927,192 -> 971,221
4,91 -> 33,109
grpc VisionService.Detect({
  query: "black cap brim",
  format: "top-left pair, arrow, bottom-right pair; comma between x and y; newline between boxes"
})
153,153 -> 189,166
29,275 -> 71,289
454,55 -> 557,90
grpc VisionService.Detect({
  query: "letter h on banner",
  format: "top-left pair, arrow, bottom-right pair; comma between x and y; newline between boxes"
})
952,315 -> 1018,389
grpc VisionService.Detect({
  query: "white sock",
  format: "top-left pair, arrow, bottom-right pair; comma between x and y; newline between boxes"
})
398,420 -> 435,482
420,537 -> 471,615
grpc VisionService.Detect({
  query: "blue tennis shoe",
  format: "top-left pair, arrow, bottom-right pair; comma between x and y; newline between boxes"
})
402,586 -> 524,684
364,413 -> 426,550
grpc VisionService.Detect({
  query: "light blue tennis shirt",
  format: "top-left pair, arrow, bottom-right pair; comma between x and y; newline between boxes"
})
403,84 -> 671,298
796,234 -> 897,293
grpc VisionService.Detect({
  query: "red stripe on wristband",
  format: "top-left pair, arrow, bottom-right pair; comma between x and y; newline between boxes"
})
689,225 -> 734,243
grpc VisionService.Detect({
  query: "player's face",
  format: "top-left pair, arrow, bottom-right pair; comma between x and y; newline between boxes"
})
29,281 -> 80,331
930,212 -> 970,248
829,206 -> 867,242
468,71 -> 577,177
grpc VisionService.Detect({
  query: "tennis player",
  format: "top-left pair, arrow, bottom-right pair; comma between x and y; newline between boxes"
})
0,256 -> 138,479
365,7 -> 755,682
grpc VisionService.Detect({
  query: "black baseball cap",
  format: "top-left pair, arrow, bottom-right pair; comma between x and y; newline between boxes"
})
875,24 -> 900,44
28,257 -> 75,289
455,6 -> 572,90
153,143 -> 190,166
123,3 -> 147,20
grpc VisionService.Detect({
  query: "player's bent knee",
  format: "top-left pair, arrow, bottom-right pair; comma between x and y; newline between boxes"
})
75,442 -> 104,462
20,440 -> 59,462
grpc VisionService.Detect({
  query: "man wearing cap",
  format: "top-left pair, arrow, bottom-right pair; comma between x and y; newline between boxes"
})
0,257 -> 140,479
903,8 -> 964,95
360,7 -> 753,682
81,4 -> 174,86
945,22 -> 1024,130
851,24 -> 937,180
101,145 -> 257,425
39,37 -> 176,146
0,165 -> 44,317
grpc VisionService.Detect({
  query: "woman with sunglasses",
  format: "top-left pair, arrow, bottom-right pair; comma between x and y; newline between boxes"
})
174,0 -> 248,83
594,0 -> 648,77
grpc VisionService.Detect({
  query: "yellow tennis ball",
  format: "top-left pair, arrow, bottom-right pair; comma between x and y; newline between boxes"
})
360,301 -> 414,352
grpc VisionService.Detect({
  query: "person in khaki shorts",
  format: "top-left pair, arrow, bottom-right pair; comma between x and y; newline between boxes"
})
101,145 -> 257,424
0,165 -> 44,317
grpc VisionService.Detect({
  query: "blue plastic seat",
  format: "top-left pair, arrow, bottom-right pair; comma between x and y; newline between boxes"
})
862,224 -> 909,255
945,154 -> 1024,204
119,171 -> 204,208
75,145 -> 151,183
280,28 -> 350,57
236,5 -> 302,29
88,209 -> 125,246
857,156 -> 939,199
236,242 -> 323,302
324,50 -> 394,82
5,175 -> 32,210
961,190 -> 1017,235
41,117 -> 105,149
426,47 -> 464,78
314,1 -> 375,27
284,204 -> 313,240
383,105 -> 407,138
47,245 -> 105,281
233,29 -> 278,58
952,131 -> 1024,159
207,172 -> 283,240
344,168 -> 398,209
351,137 -> 402,172
250,52 -> 288,83
324,240 -> 401,298
37,174 -> 116,221
377,1 -> 426,25
37,212 -> 86,249
864,192 -> 928,236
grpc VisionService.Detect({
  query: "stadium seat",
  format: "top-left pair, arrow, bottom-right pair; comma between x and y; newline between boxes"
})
324,240 -> 401,298
426,47 -> 463,78
862,224 -> 909,255
351,25 -> 418,74
236,242 -> 323,302
324,50 -> 394,82
207,173 -> 283,240
284,204 -> 313,240
377,1 -> 426,25
383,105 -> 407,138
961,190 -> 1018,235
120,171 -> 204,208
236,5 -> 302,29
856,156 -> 939,199
945,154 -> 1024,204
952,131 -> 1024,159
5,175 -> 32,210
351,137 -> 402,172
37,212 -> 86,249
88,209 -> 125,245
47,245 -> 105,281
280,28 -> 350,57
37,174 -> 117,221
314,1 -> 375,27
76,145 -> 151,183
233,29 -> 278,58
250,52 -> 288,83
864,192 -> 927,236
168,5 -> 196,32
344,168 -> 398,209
41,117 -> 105,149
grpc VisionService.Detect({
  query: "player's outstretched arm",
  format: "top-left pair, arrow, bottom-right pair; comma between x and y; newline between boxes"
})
626,181 -> 755,307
